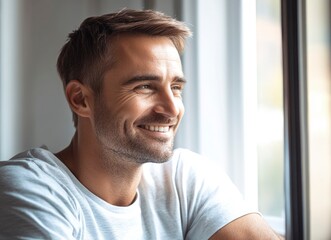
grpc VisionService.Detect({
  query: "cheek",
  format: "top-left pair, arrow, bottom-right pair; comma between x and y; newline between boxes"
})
110,93 -> 149,118
108,92 -> 136,111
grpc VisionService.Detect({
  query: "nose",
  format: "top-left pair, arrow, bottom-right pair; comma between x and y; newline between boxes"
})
153,88 -> 182,118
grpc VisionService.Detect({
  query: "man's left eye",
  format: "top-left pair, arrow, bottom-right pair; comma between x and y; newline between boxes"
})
172,85 -> 184,95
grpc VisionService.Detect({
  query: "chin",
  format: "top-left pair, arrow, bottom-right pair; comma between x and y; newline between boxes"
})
133,144 -> 174,164
146,153 -> 172,164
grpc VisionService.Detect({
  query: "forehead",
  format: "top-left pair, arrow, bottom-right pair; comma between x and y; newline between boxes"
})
108,34 -> 183,72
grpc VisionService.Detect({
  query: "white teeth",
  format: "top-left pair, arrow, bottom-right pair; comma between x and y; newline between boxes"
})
143,125 -> 170,132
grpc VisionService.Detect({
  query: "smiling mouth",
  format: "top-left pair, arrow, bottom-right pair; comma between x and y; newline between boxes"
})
140,125 -> 171,133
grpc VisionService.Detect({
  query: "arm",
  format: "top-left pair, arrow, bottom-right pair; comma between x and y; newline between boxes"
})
175,150 -> 284,240
209,213 -> 284,240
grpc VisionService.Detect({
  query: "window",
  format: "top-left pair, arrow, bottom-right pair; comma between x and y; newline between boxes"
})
256,0 -> 285,233
178,0 -> 285,234
306,0 -> 331,238
1,1 -> 330,238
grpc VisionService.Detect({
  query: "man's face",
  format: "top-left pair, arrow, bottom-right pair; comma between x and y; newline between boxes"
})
92,34 -> 185,164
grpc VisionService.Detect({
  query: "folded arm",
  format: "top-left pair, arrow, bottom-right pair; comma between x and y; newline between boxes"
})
209,213 -> 284,240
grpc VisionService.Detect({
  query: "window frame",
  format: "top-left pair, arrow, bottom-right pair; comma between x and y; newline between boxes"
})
281,0 -> 310,239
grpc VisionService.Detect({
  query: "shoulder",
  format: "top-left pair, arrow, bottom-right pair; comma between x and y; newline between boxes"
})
0,148 -> 82,238
142,148 -> 229,186
1,148 -> 72,193
173,149 -> 264,239
0,148 -> 78,207
169,148 -> 229,183
1,150 -> 50,188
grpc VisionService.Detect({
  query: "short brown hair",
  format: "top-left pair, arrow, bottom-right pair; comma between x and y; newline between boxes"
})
56,9 -> 192,127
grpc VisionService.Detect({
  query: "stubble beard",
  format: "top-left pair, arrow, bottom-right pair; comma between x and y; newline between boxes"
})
118,135 -> 174,164
96,126 -> 175,164
94,103 -> 175,165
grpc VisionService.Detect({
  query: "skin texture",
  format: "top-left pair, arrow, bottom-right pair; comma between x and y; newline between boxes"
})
56,34 -> 283,239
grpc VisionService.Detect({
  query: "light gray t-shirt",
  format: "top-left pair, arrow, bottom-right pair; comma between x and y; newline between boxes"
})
0,147 -> 253,239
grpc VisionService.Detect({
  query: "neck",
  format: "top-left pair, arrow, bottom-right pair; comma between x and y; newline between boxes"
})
55,131 -> 143,206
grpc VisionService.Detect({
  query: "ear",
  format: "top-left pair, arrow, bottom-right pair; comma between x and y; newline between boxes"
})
65,80 -> 94,119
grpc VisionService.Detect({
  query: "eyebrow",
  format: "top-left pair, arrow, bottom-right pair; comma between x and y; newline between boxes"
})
122,75 -> 187,86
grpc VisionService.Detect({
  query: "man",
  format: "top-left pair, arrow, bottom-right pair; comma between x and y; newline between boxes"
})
0,9 -> 282,239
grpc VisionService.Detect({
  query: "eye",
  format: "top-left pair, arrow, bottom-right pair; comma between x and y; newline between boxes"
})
134,84 -> 154,94
171,84 -> 184,96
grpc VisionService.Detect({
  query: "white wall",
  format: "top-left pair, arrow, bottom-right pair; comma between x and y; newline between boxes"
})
0,0 -> 178,159
1,0 -> 92,159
